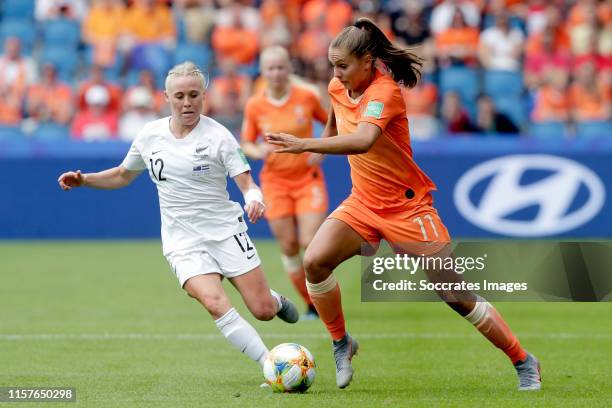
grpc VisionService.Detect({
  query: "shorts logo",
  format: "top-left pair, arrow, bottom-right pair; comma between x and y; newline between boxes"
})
364,101 -> 384,119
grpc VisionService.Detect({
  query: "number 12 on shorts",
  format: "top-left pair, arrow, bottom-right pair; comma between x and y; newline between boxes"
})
233,232 -> 255,258
413,214 -> 439,241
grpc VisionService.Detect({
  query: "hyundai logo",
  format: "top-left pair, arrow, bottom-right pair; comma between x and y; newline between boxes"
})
454,155 -> 605,236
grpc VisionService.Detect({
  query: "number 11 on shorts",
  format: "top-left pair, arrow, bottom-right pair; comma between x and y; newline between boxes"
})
413,214 -> 439,241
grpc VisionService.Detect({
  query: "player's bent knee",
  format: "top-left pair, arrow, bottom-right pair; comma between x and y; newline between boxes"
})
303,252 -> 332,283
280,240 -> 300,256
250,301 -> 277,321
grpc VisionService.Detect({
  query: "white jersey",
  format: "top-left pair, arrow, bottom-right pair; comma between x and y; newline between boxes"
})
122,115 -> 251,255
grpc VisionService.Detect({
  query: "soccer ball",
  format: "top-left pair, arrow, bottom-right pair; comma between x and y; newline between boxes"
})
263,343 -> 316,393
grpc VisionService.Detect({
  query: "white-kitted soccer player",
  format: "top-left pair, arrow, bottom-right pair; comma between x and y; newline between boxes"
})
58,61 -> 299,375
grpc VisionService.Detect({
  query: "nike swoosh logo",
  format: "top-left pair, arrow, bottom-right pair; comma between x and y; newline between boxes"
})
152,150 -> 162,155
247,253 -> 256,260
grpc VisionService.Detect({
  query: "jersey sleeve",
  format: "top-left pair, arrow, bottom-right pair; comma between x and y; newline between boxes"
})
240,99 -> 259,143
121,137 -> 147,171
220,127 -> 251,177
359,82 -> 405,131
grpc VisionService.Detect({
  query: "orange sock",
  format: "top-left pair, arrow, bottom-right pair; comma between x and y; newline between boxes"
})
306,274 -> 346,341
465,299 -> 527,364
288,268 -> 313,306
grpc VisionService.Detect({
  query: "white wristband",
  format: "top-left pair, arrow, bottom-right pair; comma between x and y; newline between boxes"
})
244,188 -> 264,205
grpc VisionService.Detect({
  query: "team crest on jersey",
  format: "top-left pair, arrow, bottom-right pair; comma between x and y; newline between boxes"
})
195,144 -> 209,155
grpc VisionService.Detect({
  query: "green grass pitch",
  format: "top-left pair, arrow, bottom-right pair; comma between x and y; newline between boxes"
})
1,241 -> 611,407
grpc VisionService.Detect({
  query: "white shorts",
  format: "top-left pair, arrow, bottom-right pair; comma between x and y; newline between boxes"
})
166,232 -> 261,287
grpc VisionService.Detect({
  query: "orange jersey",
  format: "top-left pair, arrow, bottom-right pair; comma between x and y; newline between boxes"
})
328,70 -> 436,213
242,84 -> 328,180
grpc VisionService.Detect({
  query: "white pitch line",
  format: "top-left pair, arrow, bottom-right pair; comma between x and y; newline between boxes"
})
0,332 -> 610,341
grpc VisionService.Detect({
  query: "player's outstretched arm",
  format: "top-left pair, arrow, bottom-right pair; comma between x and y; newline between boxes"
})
266,121 -> 381,155
233,171 -> 265,224
58,166 -> 142,191
307,106 -> 337,166
240,140 -> 275,161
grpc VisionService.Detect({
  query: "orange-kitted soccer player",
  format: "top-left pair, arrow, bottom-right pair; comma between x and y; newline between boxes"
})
241,46 -> 329,319
267,18 -> 541,392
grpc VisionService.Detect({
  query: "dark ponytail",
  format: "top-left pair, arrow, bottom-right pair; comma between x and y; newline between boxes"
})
330,17 -> 422,88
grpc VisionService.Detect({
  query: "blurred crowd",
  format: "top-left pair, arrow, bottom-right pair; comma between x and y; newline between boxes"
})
0,0 -> 610,141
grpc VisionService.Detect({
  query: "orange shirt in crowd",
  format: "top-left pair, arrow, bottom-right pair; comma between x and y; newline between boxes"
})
242,84 -> 327,180
525,29 -> 571,57
0,100 -> 21,125
211,27 -> 259,65
297,28 -> 331,61
82,1 -> 125,66
569,81 -> 611,121
302,0 -> 353,36
260,0 -> 302,29
402,83 -> 438,116
208,72 -> 252,115
83,2 -> 125,42
27,82 -> 73,124
435,27 -> 480,57
532,85 -> 571,122
327,70 -> 436,213
122,3 -> 175,43
566,2 -> 612,30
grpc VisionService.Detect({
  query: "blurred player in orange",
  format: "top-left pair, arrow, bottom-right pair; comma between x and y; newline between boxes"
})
267,18 -> 541,391
241,46 -> 329,319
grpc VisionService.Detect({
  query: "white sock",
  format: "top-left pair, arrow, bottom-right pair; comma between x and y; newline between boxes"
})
215,308 -> 269,366
269,289 -> 282,312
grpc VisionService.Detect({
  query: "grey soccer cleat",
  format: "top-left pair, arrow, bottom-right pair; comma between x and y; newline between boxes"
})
276,296 -> 299,323
514,352 -> 542,391
333,334 -> 359,389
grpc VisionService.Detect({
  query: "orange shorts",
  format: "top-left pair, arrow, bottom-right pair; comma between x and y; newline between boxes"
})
261,167 -> 329,220
329,195 -> 451,256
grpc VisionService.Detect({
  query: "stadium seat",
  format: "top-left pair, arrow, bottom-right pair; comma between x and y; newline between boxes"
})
129,44 -> 172,87
175,17 -> 188,45
173,43 -> 213,70
439,67 -> 480,105
529,122 -> 567,139
484,70 -> 523,99
575,121 -> 612,139
41,19 -> 81,49
1,0 -> 35,19
40,46 -> 79,83
32,123 -> 70,141
0,19 -> 36,54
